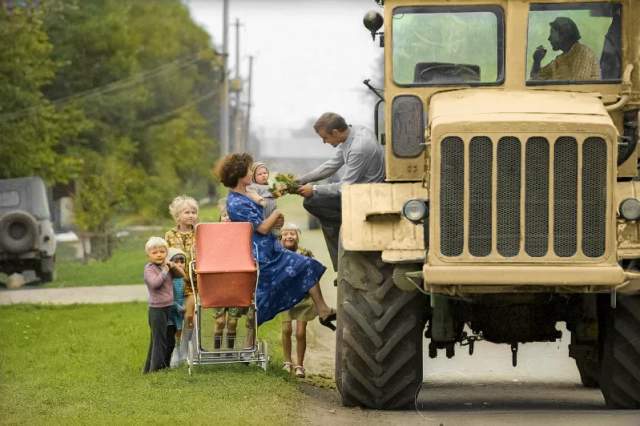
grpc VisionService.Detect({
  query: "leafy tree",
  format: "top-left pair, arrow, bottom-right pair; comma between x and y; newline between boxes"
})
41,0 -> 221,259
0,4 -> 85,184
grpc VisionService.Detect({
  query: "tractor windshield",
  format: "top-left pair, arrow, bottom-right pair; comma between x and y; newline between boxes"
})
526,2 -> 622,84
392,6 -> 504,86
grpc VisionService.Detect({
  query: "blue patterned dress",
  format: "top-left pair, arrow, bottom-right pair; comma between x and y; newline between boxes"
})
226,191 -> 326,325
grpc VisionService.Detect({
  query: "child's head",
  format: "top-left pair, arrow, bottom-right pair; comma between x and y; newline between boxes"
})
145,237 -> 168,265
169,195 -> 199,229
167,247 -> 187,268
251,162 -> 269,185
280,223 -> 301,251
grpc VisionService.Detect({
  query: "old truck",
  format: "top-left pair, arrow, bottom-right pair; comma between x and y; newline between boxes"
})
336,0 -> 640,410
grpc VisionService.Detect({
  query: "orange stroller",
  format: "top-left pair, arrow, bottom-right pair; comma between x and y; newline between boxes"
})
187,222 -> 268,373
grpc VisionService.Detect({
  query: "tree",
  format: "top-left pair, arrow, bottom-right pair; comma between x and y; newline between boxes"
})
0,4 -> 84,184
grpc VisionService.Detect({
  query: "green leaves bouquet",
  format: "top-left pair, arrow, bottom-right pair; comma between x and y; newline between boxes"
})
269,173 -> 299,198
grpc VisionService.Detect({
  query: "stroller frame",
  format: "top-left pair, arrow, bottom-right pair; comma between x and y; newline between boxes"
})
186,222 -> 269,374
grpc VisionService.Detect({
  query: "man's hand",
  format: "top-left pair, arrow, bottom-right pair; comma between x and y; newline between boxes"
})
297,183 -> 314,198
533,45 -> 547,63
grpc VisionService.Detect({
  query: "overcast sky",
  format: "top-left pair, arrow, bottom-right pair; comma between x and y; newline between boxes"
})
188,0 -> 382,134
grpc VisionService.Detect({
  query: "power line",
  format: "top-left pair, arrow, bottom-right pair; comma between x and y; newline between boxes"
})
0,52 -> 209,123
135,88 -> 218,129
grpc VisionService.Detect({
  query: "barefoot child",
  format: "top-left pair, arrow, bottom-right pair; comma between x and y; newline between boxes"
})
165,195 -> 198,361
280,223 -> 318,378
143,237 -> 180,373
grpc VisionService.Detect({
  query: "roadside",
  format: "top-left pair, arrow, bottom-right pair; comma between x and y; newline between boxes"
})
0,284 -> 147,305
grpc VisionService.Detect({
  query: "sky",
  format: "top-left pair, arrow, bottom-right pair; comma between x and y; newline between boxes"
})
187,0 -> 383,136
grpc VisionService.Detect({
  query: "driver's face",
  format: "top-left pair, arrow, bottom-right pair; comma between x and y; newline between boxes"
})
548,27 -> 562,51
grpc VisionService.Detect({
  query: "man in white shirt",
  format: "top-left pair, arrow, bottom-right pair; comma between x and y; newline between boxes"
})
296,112 -> 385,271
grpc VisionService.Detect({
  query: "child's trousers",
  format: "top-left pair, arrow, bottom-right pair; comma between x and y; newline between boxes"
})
143,306 -> 175,373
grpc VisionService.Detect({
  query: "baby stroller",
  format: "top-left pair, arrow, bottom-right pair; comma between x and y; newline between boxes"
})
187,222 -> 268,374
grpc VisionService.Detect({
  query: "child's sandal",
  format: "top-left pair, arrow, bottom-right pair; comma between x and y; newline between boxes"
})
282,361 -> 292,373
294,365 -> 305,378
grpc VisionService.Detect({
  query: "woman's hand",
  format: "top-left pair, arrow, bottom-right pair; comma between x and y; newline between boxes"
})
257,209 -> 284,235
274,213 -> 285,228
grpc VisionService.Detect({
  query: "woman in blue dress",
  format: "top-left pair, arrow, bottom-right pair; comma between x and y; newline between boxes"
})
216,153 -> 337,328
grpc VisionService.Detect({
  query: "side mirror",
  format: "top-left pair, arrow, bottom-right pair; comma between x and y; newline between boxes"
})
363,11 -> 383,40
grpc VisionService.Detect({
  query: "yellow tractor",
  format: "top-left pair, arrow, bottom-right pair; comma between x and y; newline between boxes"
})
336,0 -> 640,409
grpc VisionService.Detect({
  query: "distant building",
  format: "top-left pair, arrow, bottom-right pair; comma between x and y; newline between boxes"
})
255,127 -> 338,176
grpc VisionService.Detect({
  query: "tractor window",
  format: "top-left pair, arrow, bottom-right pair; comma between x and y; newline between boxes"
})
392,6 -> 504,86
527,2 -> 622,84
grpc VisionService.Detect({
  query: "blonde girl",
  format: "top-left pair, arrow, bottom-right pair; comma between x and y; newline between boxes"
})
164,195 -> 199,359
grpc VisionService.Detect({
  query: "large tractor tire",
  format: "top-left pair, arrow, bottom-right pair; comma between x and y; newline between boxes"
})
570,333 -> 600,389
575,357 -> 600,388
599,295 -> 640,409
336,250 -> 427,409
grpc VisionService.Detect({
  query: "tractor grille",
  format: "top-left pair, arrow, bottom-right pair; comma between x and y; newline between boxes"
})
438,135 -> 608,260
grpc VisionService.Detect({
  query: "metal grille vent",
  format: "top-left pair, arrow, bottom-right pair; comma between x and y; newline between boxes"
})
525,137 -> 549,257
582,137 -> 607,257
469,137 -> 493,256
440,137 -> 464,256
554,137 -> 578,257
497,137 -> 521,257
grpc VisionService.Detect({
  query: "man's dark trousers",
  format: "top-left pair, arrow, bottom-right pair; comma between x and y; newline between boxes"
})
303,193 -> 341,271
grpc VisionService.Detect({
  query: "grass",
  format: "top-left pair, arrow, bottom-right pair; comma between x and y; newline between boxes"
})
0,303 -> 302,425
44,205 -> 223,288
44,194 -> 312,289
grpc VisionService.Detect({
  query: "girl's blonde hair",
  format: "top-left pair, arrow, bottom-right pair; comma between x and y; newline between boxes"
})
145,236 -> 168,253
169,195 -> 199,221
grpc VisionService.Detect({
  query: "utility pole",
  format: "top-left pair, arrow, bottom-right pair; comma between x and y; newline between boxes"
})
232,18 -> 243,152
245,55 -> 254,154
220,0 -> 230,156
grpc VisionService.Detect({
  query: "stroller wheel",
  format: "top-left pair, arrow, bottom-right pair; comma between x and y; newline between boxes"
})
187,339 -> 194,375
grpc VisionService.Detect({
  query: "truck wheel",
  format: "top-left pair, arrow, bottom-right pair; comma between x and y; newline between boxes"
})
37,256 -> 56,283
599,295 -> 640,408
336,250 -> 426,409
575,358 -> 599,388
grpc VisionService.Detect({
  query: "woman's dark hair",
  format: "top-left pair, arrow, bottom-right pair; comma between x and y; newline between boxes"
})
214,153 -> 254,188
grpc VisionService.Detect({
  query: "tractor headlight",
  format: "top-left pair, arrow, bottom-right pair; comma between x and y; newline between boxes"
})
620,198 -> 640,220
402,199 -> 429,224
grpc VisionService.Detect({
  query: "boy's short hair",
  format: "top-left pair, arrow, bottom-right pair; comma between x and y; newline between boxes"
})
145,237 -> 168,253
169,195 -> 199,221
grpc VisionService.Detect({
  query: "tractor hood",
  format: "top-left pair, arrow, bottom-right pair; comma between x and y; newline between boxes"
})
428,89 -> 616,137
429,89 -> 609,119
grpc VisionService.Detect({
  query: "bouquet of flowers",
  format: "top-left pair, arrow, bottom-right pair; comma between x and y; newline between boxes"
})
269,173 -> 299,198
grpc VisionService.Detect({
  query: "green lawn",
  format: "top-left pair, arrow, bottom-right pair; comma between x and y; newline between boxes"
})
47,204 -> 223,288
47,195 -> 311,288
0,303 -> 301,425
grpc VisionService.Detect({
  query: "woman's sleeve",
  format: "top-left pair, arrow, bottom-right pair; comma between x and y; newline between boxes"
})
228,196 -> 263,229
